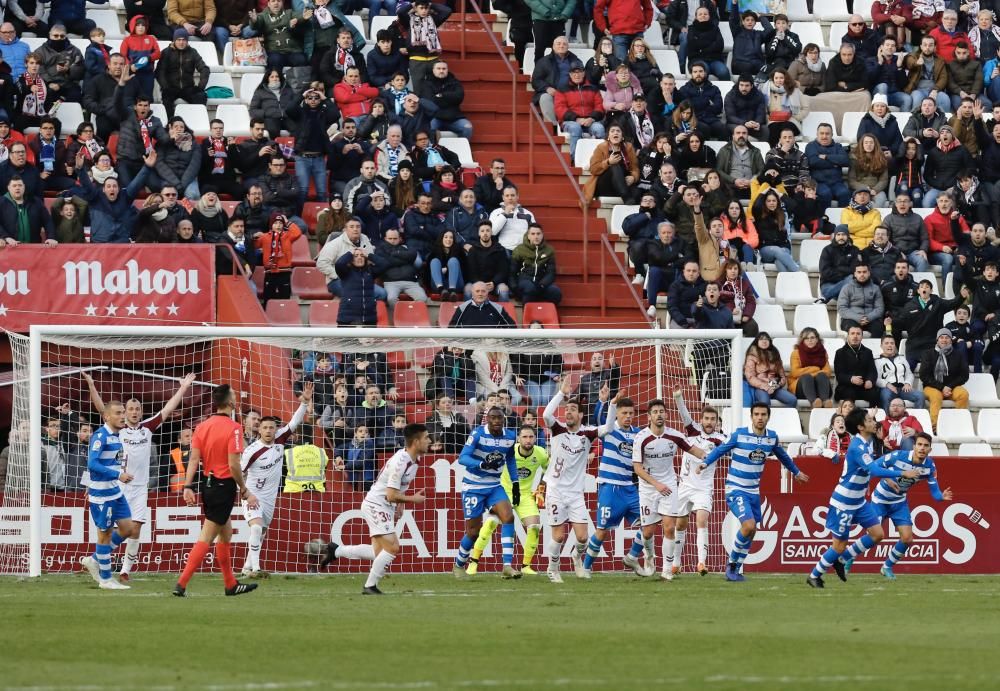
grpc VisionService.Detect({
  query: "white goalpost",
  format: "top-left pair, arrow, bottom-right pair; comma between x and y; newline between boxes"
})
2,326 -> 744,578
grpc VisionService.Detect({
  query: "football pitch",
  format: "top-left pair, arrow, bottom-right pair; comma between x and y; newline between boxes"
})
2,572 -> 999,691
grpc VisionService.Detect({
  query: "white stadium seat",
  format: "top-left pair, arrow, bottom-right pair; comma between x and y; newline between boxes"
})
827,23 -> 850,49
90,10 -> 123,39
911,271 -> 940,295
753,304 -> 792,337
240,72 -> 264,104
651,50 -> 680,76
369,15 -> 396,41
215,104 -> 253,137
909,409 -> 933,435
610,205 -> 639,237
794,303 -> 835,337
977,409 -> 1000,444
174,104 -> 211,136
935,409 -> 977,443
644,23 -> 666,48
52,102 -> 88,136
438,137 -> 476,167
825,208 -> 843,225
744,271 -> 772,303
739,407 -> 807,441
705,140 -> 726,154
839,111 -> 865,143
205,73 -> 239,106
574,137 -> 601,170
798,239 -> 827,272
800,112 -> 837,141
773,337 -> 797,367
808,407 -> 838,439
189,40 -> 222,72
150,103 -> 168,123
794,24 -> 825,51
957,442 -> 993,456
965,373 -> 1000,407
820,2 -> 853,22
775,272 -> 815,305
931,441 -> 950,456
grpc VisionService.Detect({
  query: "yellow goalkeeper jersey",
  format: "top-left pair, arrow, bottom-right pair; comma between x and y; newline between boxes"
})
500,444 -> 549,495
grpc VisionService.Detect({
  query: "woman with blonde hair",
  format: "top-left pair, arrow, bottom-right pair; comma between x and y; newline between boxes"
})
626,37 -> 661,94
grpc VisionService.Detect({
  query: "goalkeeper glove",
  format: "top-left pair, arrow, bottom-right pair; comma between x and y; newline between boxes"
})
511,484 -> 521,507
480,457 -> 504,471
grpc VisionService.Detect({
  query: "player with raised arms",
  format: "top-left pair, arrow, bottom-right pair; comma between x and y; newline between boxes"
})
669,389 -> 727,576
632,399 -> 705,581
581,385 -> 652,577
698,402 -> 809,582
320,423 -> 431,594
454,407 -> 522,579
82,371 -> 196,582
541,379 -> 600,583
806,407 -> 920,588
841,431 -> 950,579
240,382 -> 313,578
466,425 -> 549,576
173,384 -> 258,597
81,401 -> 136,590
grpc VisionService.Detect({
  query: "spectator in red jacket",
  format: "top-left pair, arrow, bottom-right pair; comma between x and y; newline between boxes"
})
594,0 -> 654,61
929,9 -> 975,62
254,212 -> 303,305
880,397 -> 924,451
333,66 -> 380,127
925,191 -> 970,289
554,64 -> 605,158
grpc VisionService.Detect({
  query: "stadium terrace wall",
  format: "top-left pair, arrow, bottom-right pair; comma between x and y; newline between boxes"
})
7,456 -> 997,575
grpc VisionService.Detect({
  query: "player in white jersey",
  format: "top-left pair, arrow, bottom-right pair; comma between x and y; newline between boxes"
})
669,390 -> 727,576
239,382 -> 312,577
83,371 -> 196,582
319,424 -> 432,594
541,379 -> 600,583
632,398 -> 706,581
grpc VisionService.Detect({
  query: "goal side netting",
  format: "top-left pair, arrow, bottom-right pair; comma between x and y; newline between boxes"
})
1,327 -> 743,578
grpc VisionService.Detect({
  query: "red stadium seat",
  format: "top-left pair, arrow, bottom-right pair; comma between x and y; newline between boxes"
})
497,301 -> 517,323
301,202 -> 325,232
265,300 -> 302,326
437,302 -> 458,327
403,403 -> 432,424
252,266 -> 265,299
107,133 -> 119,160
291,267 -> 330,300
308,300 -> 339,326
393,301 -> 434,368
377,301 -> 390,327
393,369 -> 424,403
291,234 -> 313,267
522,302 -> 560,328
220,201 -> 239,216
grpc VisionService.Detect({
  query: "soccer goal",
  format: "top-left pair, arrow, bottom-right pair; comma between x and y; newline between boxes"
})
1,326 -> 744,578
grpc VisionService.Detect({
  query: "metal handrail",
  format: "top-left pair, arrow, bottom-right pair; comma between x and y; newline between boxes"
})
600,235 -> 653,324
460,0 -> 518,148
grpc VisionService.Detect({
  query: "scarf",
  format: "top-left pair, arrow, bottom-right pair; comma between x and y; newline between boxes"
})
868,111 -> 889,127
21,74 -> 46,117
937,135 -> 960,153
209,136 -> 227,174
488,357 -> 502,386
387,85 -> 408,114
92,166 -> 117,184
0,141 -> 7,162
722,277 -> 746,311
631,111 -> 654,148
197,198 -> 221,217
806,58 -> 823,73
934,344 -> 951,382
38,137 -> 56,172
410,13 -> 441,52
152,208 -> 169,221
850,198 -> 872,214
174,130 -> 193,153
388,144 -> 401,177
139,117 -> 153,153
962,177 -> 980,203
335,46 -> 355,73
82,138 -> 103,159
268,227 -> 287,269
797,341 -> 827,368
439,180 -> 458,191
314,5 -> 335,28
5,193 -> 30,242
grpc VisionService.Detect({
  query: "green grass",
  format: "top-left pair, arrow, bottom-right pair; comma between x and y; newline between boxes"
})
2,572 -> 999,690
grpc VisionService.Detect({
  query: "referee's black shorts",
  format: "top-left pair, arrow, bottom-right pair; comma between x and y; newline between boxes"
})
202,476 -> 237,525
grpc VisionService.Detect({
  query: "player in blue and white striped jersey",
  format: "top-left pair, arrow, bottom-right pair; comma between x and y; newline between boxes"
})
581,388 -> 649,577
699,402 -> 809,582
454,407 -> 521,579
842,432 -> 952,579
807,408 -> 922,588
80,401 -> 136,590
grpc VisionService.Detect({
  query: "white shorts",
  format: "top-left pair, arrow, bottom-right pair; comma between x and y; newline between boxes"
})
639,482 -> 678,526
242,494 -> 277,527
545,487 -> 589,526
120,483 -> 149,524
671,485 -> 713,517
361,500 -> 396,537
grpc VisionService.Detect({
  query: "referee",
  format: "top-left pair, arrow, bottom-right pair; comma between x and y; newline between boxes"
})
174,384 -> 258,597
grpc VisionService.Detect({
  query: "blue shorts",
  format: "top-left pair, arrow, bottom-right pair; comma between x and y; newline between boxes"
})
825,501 -> 881,540
462,485 -> 510,520
726,491 -> 762,524
873,501 -> 913,527
595,483 -> 641,530
89,496 -> 132,531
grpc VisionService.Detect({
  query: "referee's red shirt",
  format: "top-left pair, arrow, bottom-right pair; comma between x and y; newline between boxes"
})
192,413 -> 244,479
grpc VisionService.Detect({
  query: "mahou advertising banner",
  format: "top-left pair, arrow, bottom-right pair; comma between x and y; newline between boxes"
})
0,245 -> 215,330
5,456 -> 998,575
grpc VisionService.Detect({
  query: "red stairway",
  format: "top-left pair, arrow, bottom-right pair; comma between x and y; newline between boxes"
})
437,8 -> 652,328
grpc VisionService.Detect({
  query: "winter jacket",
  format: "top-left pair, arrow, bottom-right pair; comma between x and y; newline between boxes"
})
319,46 -> 369,91
76,165 -> 149,243
0,38 -> 30,80
947,57 -> 983,97
377,240 -> 421,283
686,20 -> 726,65
664,192 -> 701,252
0,161 -> 40,201
918,346 -> 969,391
744,352 -> 787,390
334,81 -> 381,120
155,45 -> 209,92
366,47 -> 409,88
233,200 -> 269,236
334,252 -> 384,326
957,240 -> 1000,291
856,113 -> 905,156
249,9 -> 305,54
971,276 -> 1000,320
594,0 -> 652,36
120,17 -> 162,73
924,144 -> 975,190
165,0 -> 215,25
154,135 -> 201,189
523,0 -> 576,21
724,87 -> 767,130
882,275 -> 918,321
925,208 -> 970,252
555,82 -> 604,123
928,26 -> 974,62
464,240 -> 510,287
899,293 -> 965,352
842,207 -> 883,250
903,49 -> 949,93
418,72 -> 466,122
977,133 -> 1000,185
316,230 -> 376,281
602,72 -> 642,112
330,136 -> 375,183
952,181 -> 1000,228
834,342 -> 878,387
765,145 -> 810,189
903,108 -> 948,152
236,136 -> 278,180
259,172 -> 301,216
355,195 -> 401,245
677,78 -> 724,124
820,241 -> 861,285
667,276 -> 707,326
510,232 -> 557,287
0,196 -> 53,243
763,28 -> 802,70
249,83 -> 297,124
804,140 -> 850,187
288,99 -> 340,154
401,206 -> 446,257
83,72 -> 124,123
841,26 -> 880,61
787,56 -> 825,93
717,273 -> 757,319
824,55 -> 869,92
489,204 -> 536,253
848,157 -> 890,196
694,301 -> 733,329
530,48 -> 580,103
255,223 -> 303,273
28,136 -> 69,179
622,208 -> 665,243
716,142 -> 764,187
199,136 -> 241,183
36,40 -> 85,89
391,108 -> 436,148
84,41 -> 111,81
213,0 -> 253,28
788,346 -> 832,393
445,204 -> 488,245
861,241 -> 906,285
727,10 -> 768,72
310,2 -> 365,50
949,114 -> 982,157
448,298 -> 517,328
344,174 -> 390,212
692,211 -> 725,282
390,2 -> 452,60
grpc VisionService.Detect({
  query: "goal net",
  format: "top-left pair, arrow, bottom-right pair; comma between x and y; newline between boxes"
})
1,326 -> 744,578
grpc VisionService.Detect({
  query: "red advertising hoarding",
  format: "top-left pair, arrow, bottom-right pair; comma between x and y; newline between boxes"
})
0,245 -> 216,330
4,455 -> 996,575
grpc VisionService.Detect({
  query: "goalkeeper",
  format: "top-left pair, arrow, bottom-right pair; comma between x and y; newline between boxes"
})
467,425 -> 549,576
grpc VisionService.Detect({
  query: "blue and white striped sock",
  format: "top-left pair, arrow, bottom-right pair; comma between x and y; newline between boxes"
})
500,523 -> 514,566
730,531 -> 753,566
95,543 -> 112,581
582,534 -> 603,569
110,532 -> 125,549
629,531 -> 645,558
455,534 -> 475,567
811,547 -> 841,579
840,534 -> 876,563
885,539 -> 907,567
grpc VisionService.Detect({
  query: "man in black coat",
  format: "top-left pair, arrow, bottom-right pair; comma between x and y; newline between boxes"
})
448,280 -> 517,328
530,35 -> 579,123
463,222 -> 513,302
82,54 -> 131,140
473,158 -> 517,211
833,325 -> 879,407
